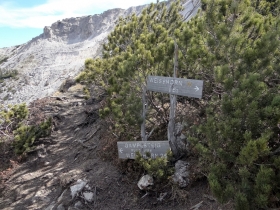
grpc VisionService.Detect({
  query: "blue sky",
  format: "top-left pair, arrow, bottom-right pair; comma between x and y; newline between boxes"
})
0,0 -> 161,48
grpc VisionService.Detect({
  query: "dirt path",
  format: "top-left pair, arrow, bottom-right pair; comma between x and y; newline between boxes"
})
0,86 -> 231,210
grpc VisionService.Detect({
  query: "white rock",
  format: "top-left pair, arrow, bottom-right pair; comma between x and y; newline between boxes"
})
42,173 -> 53,179
137,175 -> 154,190
70,179 -> 87,199
83,192 -> 94,202
44,161 -> 51,166
85,184 -> 92,190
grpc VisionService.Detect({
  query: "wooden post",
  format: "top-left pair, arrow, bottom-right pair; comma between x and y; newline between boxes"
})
141,85 -> 147,141
168,43 -> 179,157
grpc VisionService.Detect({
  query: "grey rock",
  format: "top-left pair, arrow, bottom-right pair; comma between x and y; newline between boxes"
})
174,123 -> 189,156
172,160 -> 189,188
57,204 -> 66,210
42,173 -> 53,179
137,175 -> 153,190
43,161 -> 51,166
74,201 -> 84,208
70,179 -> 87,199
83,192 -> 94,202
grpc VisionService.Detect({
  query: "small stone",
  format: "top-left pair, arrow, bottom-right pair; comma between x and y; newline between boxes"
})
137,175 -> 154,190
70,179 -> 87,199
42,173 -> 53,179
157,192 -> 168,202
83,192 -> 94,202
180,133 -> 187,141
74,201 -> 84,208
57,204 -> 65,210
85,184 -> 91,190
44,161 -> 51,166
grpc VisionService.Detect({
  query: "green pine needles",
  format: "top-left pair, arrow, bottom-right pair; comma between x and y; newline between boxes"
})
78,0 -> 280,208
13,117 -> 52,155
0,103 -> 52,155
135,150 -> 174,181
185,0 -> 280,209
77,0 -> 184,139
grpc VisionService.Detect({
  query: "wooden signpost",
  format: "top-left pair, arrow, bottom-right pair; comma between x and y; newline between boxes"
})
117,43 -> 204,159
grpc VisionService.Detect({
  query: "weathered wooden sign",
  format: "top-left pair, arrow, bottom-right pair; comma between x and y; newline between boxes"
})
117,141 -> 170,159
147,76 -> 203,98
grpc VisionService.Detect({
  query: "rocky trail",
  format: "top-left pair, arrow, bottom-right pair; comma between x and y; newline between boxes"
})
0,84 -> 230,210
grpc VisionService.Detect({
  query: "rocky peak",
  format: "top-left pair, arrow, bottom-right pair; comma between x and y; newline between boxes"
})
0,1 -> 199,106
42,8 -> 126,43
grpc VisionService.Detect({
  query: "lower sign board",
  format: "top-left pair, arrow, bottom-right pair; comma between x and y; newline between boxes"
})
117,141 -> 170,159
147,76 -> 203,98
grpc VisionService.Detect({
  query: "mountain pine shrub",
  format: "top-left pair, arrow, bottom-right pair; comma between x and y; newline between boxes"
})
77,0 -> 279,208
135,150 -> 174,181
13,117 -> 52,155
0,103 -> 52,155
77,1 -> 185,140
180,0 -> 280,209
0,103 -> 28,130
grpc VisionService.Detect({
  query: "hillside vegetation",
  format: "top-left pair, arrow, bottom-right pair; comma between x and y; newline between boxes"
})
78,0 -> 280,209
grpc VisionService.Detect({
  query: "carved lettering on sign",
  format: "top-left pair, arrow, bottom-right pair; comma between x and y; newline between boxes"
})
117,141 -> 170,159
147,76 -> 203,98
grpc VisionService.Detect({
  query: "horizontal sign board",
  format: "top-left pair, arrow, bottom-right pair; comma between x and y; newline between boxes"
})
117,141 -> 170,159
147,76 -> 203,98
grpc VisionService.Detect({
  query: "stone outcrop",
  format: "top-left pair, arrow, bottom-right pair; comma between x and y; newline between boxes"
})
0,5 -> 145,106
0,0 -> 200,106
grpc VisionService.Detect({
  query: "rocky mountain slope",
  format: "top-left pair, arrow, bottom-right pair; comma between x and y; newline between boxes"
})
0,6 -> 145,105
0,0 -> 200,106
